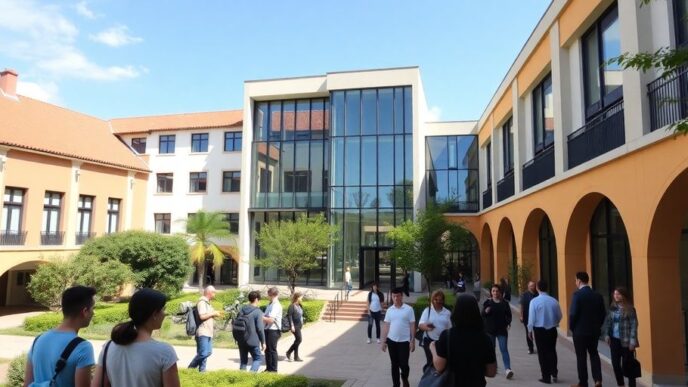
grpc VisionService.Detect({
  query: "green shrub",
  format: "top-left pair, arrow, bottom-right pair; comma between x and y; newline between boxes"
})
24,313 -> 61,332
178,369 -> 309,387
257,299 -> 325,323
91,303 -> 129,324
72,254 -> 135,299
26,259 -> 76,309
7,354 -> 26,387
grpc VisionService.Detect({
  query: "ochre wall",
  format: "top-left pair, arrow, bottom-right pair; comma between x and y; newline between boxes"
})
80,163 -> 129,235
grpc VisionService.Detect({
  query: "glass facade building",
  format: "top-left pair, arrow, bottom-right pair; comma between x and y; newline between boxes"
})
425,136 -> 479,212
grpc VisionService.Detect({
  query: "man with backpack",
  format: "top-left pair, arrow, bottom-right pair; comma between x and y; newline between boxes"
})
24,286 -> 96,387
234,291 -> 265,372
188,286 -> 221,372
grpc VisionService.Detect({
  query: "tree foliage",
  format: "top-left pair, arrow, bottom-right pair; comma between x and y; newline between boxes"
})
26,259 -> 76,310
185,210 -> 234,290
255,213 -> 335,295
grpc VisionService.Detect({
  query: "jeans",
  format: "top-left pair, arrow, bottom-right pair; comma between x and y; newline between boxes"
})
610,337 -> 637,387
573,334 -> 602,386
264,329 -> 281,372
488,334 -> 511,370
286,325 -> 302,358
238,343 -> 262,372
386,339 -> 410,387
188,335 -> 212,372
533,327 -> 558,381
523,321 -> 534,352
367,311 -> 382,339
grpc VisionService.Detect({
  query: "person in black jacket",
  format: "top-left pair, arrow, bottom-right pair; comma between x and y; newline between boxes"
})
366,282 -> 385,344
482,284 -> 514,379
569,271 -> 606,387
286,292 -> 304,362
238,291 -> 265,372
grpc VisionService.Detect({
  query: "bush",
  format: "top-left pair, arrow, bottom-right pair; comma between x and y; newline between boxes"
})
178,369 -> 309,387
78,231 -> 192,297
92,303 -> 129,324
24,313 -> 62,332
257,299 -> 325,323
7,354 -> 26,387
72,254 -> 135,299
26,259 -> 76,309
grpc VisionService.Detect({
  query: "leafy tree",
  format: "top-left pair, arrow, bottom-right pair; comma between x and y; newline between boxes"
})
255,213 -> 335,295
71,254 -> 135,300
185,210 -> 233,290
26,258 -> 76,310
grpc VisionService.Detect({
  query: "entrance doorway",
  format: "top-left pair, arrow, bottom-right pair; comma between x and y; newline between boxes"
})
359,247 -> 400,291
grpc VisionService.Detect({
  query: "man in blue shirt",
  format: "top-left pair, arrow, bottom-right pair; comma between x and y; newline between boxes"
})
527,280 -> 562,384
25,286 -> 96,387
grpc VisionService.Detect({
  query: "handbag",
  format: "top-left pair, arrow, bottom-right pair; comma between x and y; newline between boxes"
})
622,350 -> 641,378
415,308 -> 431,346
418,330 -> 454,387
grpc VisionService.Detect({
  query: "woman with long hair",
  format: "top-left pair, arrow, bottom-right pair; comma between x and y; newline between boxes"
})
366,282 -> 385,344
430,294 -> 497,386
482,284 -> 514,379
286,292 -> 304,362
418,290 -> 452,371
602,287 -> 639,387
91,288 -> 179,387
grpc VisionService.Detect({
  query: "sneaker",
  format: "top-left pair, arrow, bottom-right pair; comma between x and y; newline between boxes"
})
366,338 -> 371,344
294,357 -> 303,362
286,353 -> 292,362
376,339 -> 381,344
506,369 -> 514,379
552,374 -> 558,383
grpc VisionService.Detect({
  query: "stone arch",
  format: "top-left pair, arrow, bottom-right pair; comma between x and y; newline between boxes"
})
496,217 -> 516,283
522,208 -> 559,298
0,260 -> 45,307
522,208 -> 547,278
480,223 -> 494,282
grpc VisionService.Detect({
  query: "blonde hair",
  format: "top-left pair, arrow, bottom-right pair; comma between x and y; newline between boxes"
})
430,290 -> 445,304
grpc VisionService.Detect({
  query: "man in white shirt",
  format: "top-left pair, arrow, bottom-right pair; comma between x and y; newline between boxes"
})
380,287 -> 416,387
262,287 -> 283,372
188,285 -> 221,372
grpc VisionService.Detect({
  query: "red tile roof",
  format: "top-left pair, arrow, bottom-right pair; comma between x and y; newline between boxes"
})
110,110 -> 243,134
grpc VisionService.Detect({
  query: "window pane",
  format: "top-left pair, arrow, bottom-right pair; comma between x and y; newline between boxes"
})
361,89 -> 377,135
345,90 -> 361,136
543,77 -> 554,147
404,135 -> 413,182
310,141 -> 324,194
361,186 -> 377,208
332,138 -> 345,185
601,9 -> 622,97
332,92 -> 345,136
533,86 -> 544,150
283,101 -> 295,140
269,101 -> 282,141
296,100 -> 310,135
254,102 -> 269,141
404,87 -> 412,133
378,136 -> 394,185
345,137 -> 360,186
426,137 -> 448,170
361,137 -> 377,185
378,186 -> 394,208
394,87 -> 404,134
378,88 -> 394,134
395,135 -> 405,185
583,30 -> 601,107
345,187 -> 359,208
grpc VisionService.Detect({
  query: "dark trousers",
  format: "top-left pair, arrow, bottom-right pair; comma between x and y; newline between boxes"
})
286,326 -> 302,358
368,311 -> 382,339
387,339 -> 410,387
573,334 -> 602,386
264,329 -> 281,372
421,336 -> 434,371
533,327 -> 558,381
610,337 -> 637,387
523,321 -> 534,351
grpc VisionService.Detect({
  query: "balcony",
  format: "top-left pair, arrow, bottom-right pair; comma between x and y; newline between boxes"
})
0,230 -> 27,246
522,145 -> 555,190
75,232 -> 96,245
482,187 -> 492,209
41,231 -> 65,246
496,171 -> 514,203
568,99 -> 625,169
648,66 -> 688,131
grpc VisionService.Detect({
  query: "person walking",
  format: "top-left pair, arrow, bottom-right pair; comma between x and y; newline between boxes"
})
483,284 -> 514,379
602,287 -> 639,387
429,294 -> 497,386
527,279 -> 562,384
188,285 -> 221,372
366,282 -> 385,344
569,272 -> 606,387
417,290 -> 452,372
285,292 -> 304,362
473,272 -> 482,300
237,290 -> 265,372
25,286 -> 96,387
344,267 -> 352,300
520,280 -> 539,354
455,272 -> 467,294
402,272 -> 410,297
262,287 -> 283,372
380,287 -> 415,387
92,288 -> 180,387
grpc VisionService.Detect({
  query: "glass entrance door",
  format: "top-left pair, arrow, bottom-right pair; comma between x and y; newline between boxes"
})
359,247 -> 395,291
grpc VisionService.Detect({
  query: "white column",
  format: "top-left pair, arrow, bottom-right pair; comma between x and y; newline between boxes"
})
511,80 -> 523,193
64,161 -> 81,247
550,22 -> 569,175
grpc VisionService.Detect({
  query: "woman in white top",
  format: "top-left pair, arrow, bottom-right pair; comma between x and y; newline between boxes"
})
91,288 -> 179,387
417,290 -> 453,371
366,282 -> 385,344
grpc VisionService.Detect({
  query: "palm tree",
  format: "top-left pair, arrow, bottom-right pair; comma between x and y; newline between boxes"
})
185,210 -> 233,290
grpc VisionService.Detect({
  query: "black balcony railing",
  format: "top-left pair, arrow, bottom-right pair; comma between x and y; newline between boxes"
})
0,230 -> 27,246
522,145 -> 555,190
75,232 -> 96,245
496,171 -> 514,203
568,99 -> 625,169
41,231 -> 64,246
482,187 -> 492,209
648,67 -> 688,131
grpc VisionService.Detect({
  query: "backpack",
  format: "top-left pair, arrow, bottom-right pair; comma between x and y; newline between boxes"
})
232,309 -> 252,344
281,313 -> 291,333
178,301 -> 202,336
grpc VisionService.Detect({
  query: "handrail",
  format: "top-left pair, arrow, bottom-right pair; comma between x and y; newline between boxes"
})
328,292 -> 339,322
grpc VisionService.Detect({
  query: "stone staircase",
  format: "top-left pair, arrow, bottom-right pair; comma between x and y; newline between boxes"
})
327,300 -> 388,321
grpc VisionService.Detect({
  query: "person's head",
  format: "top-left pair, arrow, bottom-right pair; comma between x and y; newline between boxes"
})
267,287 -> 279,300
247,291 -> 261,304
458,272 -> 464,278
536,279 -> 549,293
491,284 -> 503,300
61,286 -> 97,327
430,290 -> 445,309
575,272 -> 589,287
451,294 -> 484,332
204,285 -> 217,300
346,266 -> 350,272
291,292 -> 302,304
527,281 -> 536,293
371,281 -> 379,292
111,288 -> 167,345
612,287 -> 632,306
391,287 -> 404,306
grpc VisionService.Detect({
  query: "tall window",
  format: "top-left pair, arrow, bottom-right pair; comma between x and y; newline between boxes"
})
191,133 -> 209,152
107,198 -> 120,234
224,131 -> 242,151
502,117 -> 514,174
532,74 -> 554,153
539,216 -> 558,299
154,213 -> 171,234
159,135 -> 175,154
157,173 -> 173,193
2,187 -> 25,234
225,213 -> 239,233
486,142 -> 492,187
222,171 -> 241,192
77,195 -> 93,236
284,171 -> 310,193
582,4 -> 622,119
42,192 -> 62,235
190,172 -> 207,193
675,0 -> 688,46
131,138 -> 146,154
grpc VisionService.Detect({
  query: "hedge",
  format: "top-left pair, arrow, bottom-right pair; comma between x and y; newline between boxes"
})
258,299 -> 325,323
178,369 -> 309,387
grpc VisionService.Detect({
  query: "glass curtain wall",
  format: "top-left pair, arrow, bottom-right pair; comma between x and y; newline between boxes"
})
330,87 -> 413,286
426,136 -> 479,212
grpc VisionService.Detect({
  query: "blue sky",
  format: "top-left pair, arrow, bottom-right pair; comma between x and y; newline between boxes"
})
0,0 -> 551,121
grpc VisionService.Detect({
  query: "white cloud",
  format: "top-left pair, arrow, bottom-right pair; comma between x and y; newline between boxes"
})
17,80 -> 60,103
427,106 -> 442,121
75,1 -> 97,19
90,25 -> 143,47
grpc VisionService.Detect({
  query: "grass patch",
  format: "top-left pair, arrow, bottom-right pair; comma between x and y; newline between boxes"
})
178,369 -> 343,387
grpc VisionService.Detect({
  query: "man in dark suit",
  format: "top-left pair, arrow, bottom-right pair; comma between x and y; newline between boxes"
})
569,272 -> 606,387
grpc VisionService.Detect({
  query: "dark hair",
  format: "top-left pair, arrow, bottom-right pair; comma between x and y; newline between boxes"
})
267,287 -> 279,297
576,271 -> 590,284
491,284 -> 503,295
391,287 -> 404,295
612,287 -> 633,315
537,279 -> 549,292
111,288 -> 167,345
248,291 -> 261,303
61,286 -> 96,318
371,281 -> 379,289
451,294 -> 484,331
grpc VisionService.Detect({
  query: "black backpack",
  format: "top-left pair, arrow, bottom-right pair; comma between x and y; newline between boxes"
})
232,309 -> 252,344
281,313 -> 291,333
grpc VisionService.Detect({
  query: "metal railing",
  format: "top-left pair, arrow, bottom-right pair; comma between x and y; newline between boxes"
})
75,232 -> 96,245
482,187 -> 492,209
0,230 -> 27,246
522,144 -> 555,190
648,66 -> 688,131
496,171 -> 514,203
327,284 -> 347,322
40,231 -> 65,246
568,99 -> 625,169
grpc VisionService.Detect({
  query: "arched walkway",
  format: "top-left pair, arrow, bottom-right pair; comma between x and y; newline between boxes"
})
523,209 -> 559,299
0,260 -> 43,306
480,223 -> 494,282
496,217 -> 516,284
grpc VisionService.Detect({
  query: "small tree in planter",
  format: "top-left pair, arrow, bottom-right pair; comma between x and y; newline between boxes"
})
185,211 -> 233,291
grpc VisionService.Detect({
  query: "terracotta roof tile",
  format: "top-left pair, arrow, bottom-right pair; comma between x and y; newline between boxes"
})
109,110 -> 243,134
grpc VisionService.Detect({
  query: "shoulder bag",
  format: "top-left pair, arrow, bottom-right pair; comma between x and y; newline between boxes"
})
415,307 -> 431,346
418,329 -> 454,387
622,350 -> 642,378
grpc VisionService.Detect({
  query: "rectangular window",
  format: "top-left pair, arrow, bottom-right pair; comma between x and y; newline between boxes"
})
2,187 -> 25,233
107,198 -> 120,234
222,171 -> 241,192
131,138 -> 146,154
675,0 -> 688,46
77,195 -> 93,235
190,172 -> 207,193
156,173 -> 173,193
259,168 -> 272,193
154,213 -> 171,234
284,171 -> 310,193
42,191 -> 62,234
502,117 -> 514,174
224,131 -> 242,152
532,74 -> 554,153
159,135 -> 176,154
191,133 -> 209,152
225,213 -> 239,233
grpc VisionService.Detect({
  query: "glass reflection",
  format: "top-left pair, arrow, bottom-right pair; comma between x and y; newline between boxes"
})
425,136 -> 479,212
